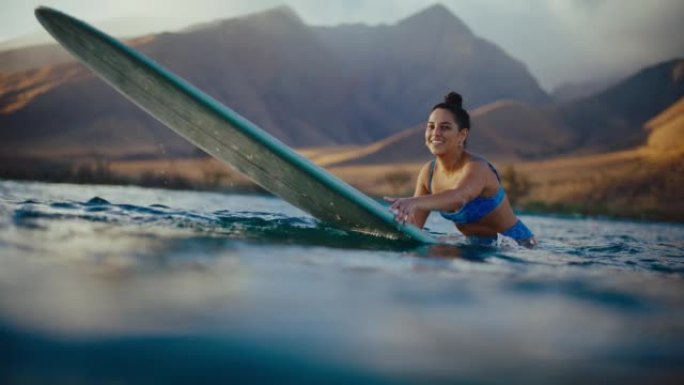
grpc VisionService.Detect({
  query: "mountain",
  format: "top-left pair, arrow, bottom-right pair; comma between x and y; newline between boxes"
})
0,15 -> 193,52
557,58 -> 684,153
325,100 -> 574,166
0,4 -> 549,160
644,96 -> 684,152
551,78 -> 618,103
0,43 -> 73,73
0,34 -> 157,75
135,6 -> 378,145
323,58 -> 684,166
314,4 -> 549,126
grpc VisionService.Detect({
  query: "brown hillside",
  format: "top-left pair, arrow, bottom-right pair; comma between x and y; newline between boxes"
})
320,125 -> 426,167
337,58 -> 684,167
0,62 -> 86,114
0,38 -> 157,115
0,43 -> 73,74
309,97 -> 684,220
0,35 -> 155,74
30,95 -> 683,220
644,96 -> 684,153
0,4 -> 549,161
557,58 -> 684,154
327,100 -> 574,167
512,148 -> 684,220
467,100 -> 574,160
504,96 -> 684,220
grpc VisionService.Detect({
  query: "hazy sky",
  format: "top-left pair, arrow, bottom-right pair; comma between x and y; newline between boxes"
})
2,0 -> 683,90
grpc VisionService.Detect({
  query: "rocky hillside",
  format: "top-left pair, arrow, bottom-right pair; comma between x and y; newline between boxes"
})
0,4 -> 548,159
329,58 -> 684,165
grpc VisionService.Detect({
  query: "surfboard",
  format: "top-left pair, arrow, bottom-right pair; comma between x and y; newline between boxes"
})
35,7 -> 435,244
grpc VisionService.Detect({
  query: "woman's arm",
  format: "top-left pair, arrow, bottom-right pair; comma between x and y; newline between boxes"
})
410,162 -> 432,229
386,161 -> 488,224
385,161 -> 431,228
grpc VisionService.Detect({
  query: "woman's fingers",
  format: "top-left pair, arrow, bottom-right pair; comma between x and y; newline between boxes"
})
385,197 -> 402,213
396,207 -> 412,224
393,206 -> 406,223
384,197 -> 416,224
389,200 -> 404,214
404,210 -> 414,225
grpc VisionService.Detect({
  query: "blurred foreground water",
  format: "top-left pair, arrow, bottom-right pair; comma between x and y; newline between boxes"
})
1,180 -> 683,384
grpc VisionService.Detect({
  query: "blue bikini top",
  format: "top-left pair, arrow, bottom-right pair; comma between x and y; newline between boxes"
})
427,159 -> 505,224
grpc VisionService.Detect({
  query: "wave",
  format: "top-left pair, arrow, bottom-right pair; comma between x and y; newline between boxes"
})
10,196 -> 427,251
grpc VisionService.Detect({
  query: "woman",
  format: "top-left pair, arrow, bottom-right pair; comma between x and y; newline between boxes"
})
385,92 -> 537,248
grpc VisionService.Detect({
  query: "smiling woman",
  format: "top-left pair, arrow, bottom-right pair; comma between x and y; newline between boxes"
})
385,92 -> 537,248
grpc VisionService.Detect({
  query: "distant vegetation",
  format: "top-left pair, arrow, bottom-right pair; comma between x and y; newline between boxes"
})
513,150 -> 684,222
0,5 -> 681,222
1,151 -> 682,222
0,156 -> 262,193
501,165 -> 531,206
383,170 -> 413,196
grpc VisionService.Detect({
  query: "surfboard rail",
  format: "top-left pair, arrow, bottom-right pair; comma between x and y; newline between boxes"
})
35,7 -> 436,244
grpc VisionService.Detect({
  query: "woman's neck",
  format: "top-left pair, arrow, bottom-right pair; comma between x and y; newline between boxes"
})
436,149 -> 467,174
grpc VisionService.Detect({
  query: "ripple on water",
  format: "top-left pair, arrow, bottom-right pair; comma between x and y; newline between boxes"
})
0,181 -> 683,384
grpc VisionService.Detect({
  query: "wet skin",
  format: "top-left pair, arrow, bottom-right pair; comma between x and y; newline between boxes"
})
385,108 -> 536,246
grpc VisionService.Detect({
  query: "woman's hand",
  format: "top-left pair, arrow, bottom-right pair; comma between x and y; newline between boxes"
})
384,196 -> 421,225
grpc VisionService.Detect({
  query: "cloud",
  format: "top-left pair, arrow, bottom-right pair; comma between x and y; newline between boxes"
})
2,0 -> 682,90
439,0 -> 684,88
541,0 -> 684,84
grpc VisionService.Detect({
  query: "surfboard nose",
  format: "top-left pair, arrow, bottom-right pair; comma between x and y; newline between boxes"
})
35,6 -> 99,57
35,6 -> 66,37
35,6 -> 59,23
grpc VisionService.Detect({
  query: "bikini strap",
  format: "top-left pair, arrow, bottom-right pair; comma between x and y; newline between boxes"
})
427,159 -> 436,193
429,159 -> 500,191
487,162 -> 501,184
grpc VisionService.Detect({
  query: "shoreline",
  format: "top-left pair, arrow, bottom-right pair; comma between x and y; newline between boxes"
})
1,147 -> 682,224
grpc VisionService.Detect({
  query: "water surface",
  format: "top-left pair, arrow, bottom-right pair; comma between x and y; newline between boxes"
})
1,180 -> 683,384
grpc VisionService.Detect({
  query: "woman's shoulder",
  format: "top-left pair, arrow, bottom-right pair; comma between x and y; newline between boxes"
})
463,153 -> 491,171
417,160 -> 435,180
465,152 -> 488,163
419,159 -> 434,172
464,152 -> 500,182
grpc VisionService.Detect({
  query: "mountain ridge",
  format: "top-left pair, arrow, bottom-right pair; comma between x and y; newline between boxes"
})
0,4 -> 550,158
324,58 -> 684,166
1,6 -> 679,165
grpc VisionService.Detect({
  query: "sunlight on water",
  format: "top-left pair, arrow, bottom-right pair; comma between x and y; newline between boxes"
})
1,180 -> 683,384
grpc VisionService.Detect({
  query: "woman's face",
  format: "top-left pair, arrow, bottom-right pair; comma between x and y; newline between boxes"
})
425,108 -> 467,155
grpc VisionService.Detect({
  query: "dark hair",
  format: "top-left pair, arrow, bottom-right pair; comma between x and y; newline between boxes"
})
431,92 -> 470,130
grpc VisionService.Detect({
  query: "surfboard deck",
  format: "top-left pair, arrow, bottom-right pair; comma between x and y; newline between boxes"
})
35,7 -> 435,244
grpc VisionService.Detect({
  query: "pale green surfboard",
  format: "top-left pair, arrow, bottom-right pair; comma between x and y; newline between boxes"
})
35,7 -> 435,243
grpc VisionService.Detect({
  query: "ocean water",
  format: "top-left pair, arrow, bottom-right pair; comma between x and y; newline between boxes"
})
1,179 -> 683,384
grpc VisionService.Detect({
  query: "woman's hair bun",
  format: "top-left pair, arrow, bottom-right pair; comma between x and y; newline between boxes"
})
444,92 -> 463,109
